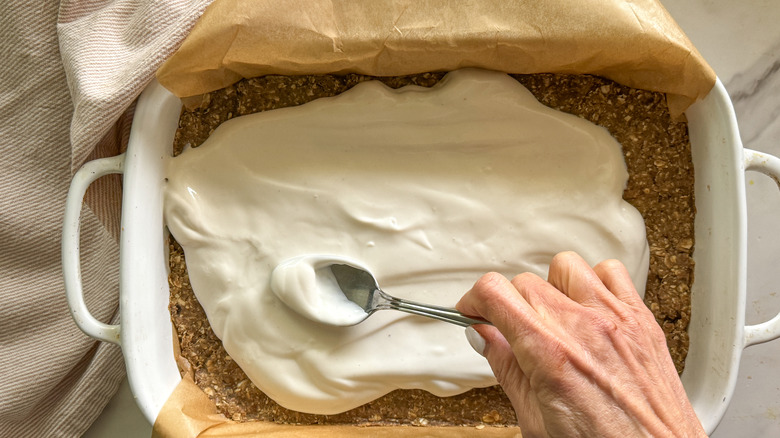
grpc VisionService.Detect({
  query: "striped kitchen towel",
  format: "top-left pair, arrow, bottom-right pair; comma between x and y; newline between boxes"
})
0,1 -> 211,436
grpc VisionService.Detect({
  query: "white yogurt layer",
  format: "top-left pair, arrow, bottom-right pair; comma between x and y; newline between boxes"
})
163,69 -> 650,415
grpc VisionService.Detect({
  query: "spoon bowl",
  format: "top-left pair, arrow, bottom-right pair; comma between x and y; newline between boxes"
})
330,264 -> 491,327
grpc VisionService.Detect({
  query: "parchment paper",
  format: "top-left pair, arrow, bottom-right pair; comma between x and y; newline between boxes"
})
153,0 -> 715,436
156,0 -> 716,117
153,336 -> 522,437
153,376 -> 522,437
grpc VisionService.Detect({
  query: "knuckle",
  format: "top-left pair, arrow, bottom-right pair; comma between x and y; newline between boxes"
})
589,312 -> 620,336
551,250 -> 579,267
469,273 -> 513,312
597,258 -> 627,275
615,303 -> 655,333
510,272 -> 542,289
617,313 -> 642,333
474,272 -> 507,296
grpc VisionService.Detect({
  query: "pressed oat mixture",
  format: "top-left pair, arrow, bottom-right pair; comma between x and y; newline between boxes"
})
167,72 -> 694,426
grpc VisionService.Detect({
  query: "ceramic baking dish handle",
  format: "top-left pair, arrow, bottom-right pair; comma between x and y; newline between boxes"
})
742,148 -> 780,348
62,154 -> 125,345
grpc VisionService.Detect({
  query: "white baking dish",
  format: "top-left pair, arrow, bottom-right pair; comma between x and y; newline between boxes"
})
63,77 -> 780,434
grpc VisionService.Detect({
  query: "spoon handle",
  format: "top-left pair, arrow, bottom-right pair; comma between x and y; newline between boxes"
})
375,289 -> 492,327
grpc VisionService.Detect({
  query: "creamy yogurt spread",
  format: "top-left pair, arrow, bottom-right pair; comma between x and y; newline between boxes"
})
163,69 -> 650,415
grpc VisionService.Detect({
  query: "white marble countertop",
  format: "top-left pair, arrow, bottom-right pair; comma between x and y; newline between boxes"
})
85,1 -> 780,436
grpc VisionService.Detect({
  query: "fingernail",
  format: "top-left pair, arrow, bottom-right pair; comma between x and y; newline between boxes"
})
465,326 -> 486,356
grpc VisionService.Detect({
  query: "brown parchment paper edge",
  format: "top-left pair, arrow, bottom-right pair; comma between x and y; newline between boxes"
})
156,0 -> 716,118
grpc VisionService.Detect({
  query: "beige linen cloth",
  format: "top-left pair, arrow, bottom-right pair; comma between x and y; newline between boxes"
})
0,1 -> 211,436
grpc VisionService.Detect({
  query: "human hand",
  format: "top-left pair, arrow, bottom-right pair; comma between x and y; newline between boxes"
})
456,251 -> 706,437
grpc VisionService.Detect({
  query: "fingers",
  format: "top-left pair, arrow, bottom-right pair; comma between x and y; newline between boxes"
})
457,271 -> 579,381
456,272 -> 532,331
592,259 -> 663,342
546,251 -> 614,306
547,252 -> 649,322
456,272 -> 565,344
591,259 -> 675,386
592,258 -> 644,306
461,254 -> 644,329
456,273 -> 551,370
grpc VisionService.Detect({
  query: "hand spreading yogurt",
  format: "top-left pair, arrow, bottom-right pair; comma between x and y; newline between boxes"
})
164,68 -> 650,415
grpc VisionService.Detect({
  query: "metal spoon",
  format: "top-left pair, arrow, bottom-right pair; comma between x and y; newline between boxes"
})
330,264 -> 491,327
